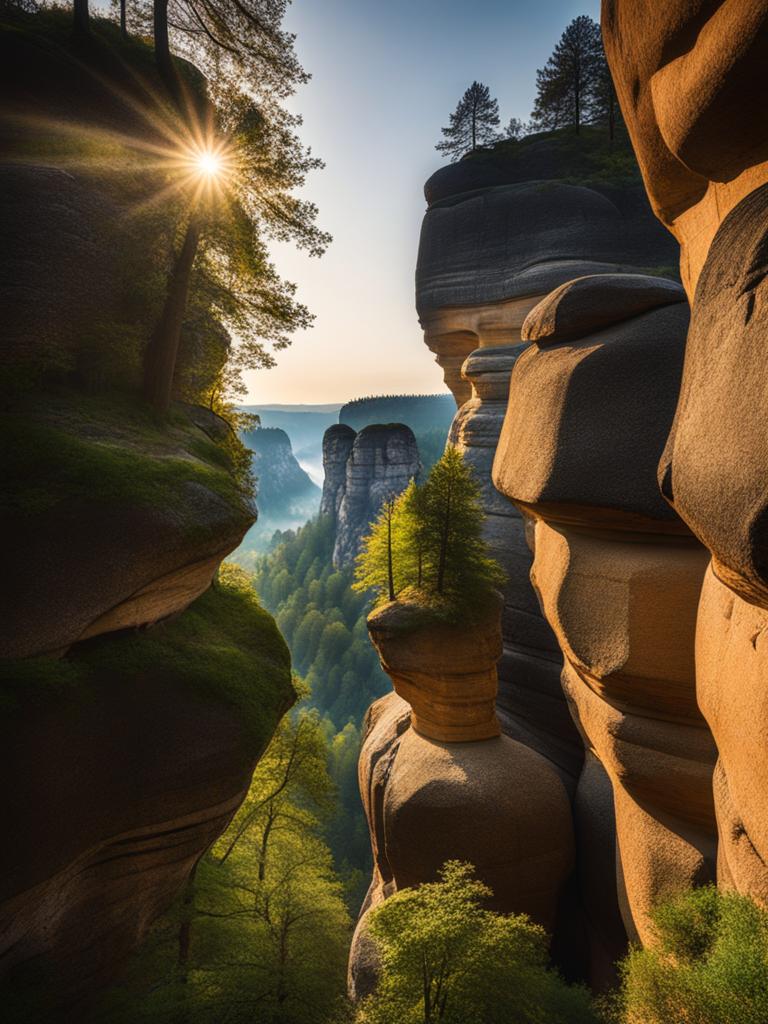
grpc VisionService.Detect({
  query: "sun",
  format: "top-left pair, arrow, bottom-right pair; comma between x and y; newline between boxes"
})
196,149 -> 222,178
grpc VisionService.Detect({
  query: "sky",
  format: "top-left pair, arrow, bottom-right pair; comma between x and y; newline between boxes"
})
246,0 -> 601,405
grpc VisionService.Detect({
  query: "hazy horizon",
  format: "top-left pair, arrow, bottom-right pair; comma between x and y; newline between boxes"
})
245,0 -> 600,404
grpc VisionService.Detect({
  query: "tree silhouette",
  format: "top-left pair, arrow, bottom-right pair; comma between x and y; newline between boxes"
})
436,81 -> 500,161
531,16 -> 603,134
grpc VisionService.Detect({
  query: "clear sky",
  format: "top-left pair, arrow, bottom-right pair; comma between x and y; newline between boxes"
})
246,0 -> 601,405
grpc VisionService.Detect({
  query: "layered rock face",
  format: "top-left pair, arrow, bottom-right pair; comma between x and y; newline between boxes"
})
327,424 -> 421,568
448,345 -> 583,786
0,37 -> 295,1012
492,274 -> 717,945
349,600 -> 574,999
416,162 -> 678,404
603,1 -> 768,905
320,423 -> 357,518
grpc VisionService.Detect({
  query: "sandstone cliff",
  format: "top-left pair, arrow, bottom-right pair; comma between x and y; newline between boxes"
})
321,423 -> 421,568
603,0 -> 768,909
0,15 -> 295,1014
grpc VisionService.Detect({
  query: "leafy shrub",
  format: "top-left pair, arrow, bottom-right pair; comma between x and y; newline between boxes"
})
359,861 -> 597,1024
610,885 -> 768,1024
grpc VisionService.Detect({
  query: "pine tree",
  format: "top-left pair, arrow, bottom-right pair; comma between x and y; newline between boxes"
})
592,50 -> 623,143
436,81 -> 501,161
354,449 -> 504,611
531,16 -> 604,134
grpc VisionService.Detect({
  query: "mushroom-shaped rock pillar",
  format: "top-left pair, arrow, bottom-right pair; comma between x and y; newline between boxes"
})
603,0 -> 768,905
348,595 -> 574,999
492,273 -> 716,946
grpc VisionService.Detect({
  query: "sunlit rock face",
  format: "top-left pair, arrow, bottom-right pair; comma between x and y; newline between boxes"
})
331,424 -> 421,568
416,157 -> 678,405
493,273 -> 717,946
603,0 -> 768,907
320,423 -> 356,519
349,601 -> 574,1000
448,345 -> 583,786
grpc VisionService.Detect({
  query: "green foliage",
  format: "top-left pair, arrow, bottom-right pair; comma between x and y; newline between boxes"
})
354,448 -> 505,613
250,516 -> 390,728
531,16 -> 608,134
244,514 -> 389,904
359,861 -> 597,1024
0,391 -> 254,520
90,704 -> 352,1024
609,885 -> 768,1024
0,563 -> 293,752
436,81 -> 501,161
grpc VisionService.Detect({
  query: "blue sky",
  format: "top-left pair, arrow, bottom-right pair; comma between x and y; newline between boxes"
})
246,0 -> 601,404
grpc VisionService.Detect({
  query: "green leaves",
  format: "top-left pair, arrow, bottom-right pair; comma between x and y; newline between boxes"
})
354,448 -> 505,615
616,886 -> 768,1024
360,861 -> 597,1024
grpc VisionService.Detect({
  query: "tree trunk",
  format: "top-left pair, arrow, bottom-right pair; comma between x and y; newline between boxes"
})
387,506 -> 395,602
153,0 -> 178,97
73,0 -> 89,36
574,65 -> 581,134
143,215 -> 200,416
120,0 -> 127,38
436,485 -> 451,594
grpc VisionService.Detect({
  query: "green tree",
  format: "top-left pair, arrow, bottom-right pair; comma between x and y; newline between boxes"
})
531,16 -> 603,134
89,705 -> 351,1023
359,861 -> 597,1024
608,885 -> 768,1024
436,81 -> 500,161
354,448 -> 504,609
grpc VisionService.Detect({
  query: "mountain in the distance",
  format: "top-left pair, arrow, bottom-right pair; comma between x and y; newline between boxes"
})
237,426 -> 321,556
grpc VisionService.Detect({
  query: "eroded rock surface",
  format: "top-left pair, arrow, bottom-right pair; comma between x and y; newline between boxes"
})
320,423 -> 357,518
603,0 -> 768,907
331,424 -> 421,568
416,155 -> 678,404
350,603 -> 574,995
493,274 -> 716,945
448,345 -> 582,785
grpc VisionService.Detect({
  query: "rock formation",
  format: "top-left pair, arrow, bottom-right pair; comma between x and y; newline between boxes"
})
320,423 -> 357,518
324,424 -> 421,568
602,0 -> 768,906
0,19 -> 295,1012
416,153 -> 679,404
349,598 -> 574,999
492,273 -> 717,945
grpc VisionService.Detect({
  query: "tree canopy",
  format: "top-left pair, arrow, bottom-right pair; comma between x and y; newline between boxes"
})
435,81 -> 500,161
359,861 -> 597,1024
606,885 -> 768,1024
354,448 -> 504,611
531,15 -> 619,137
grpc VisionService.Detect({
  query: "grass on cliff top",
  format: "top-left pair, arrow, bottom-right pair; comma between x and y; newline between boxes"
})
0,564 -> 295,748
368,586 -> 501,633
464,124 -> 641,189
0,389 -> 255,530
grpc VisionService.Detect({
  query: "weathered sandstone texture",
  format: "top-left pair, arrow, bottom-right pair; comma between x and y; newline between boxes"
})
320,423 -> 357,518
350,601 -> 574,997
416,157 -> 678,404
493,273 -> 717,945
0,633 -> 293,1011
602,0 -> 768,905
448,345 -> 582,785
328,424 -> 421,568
